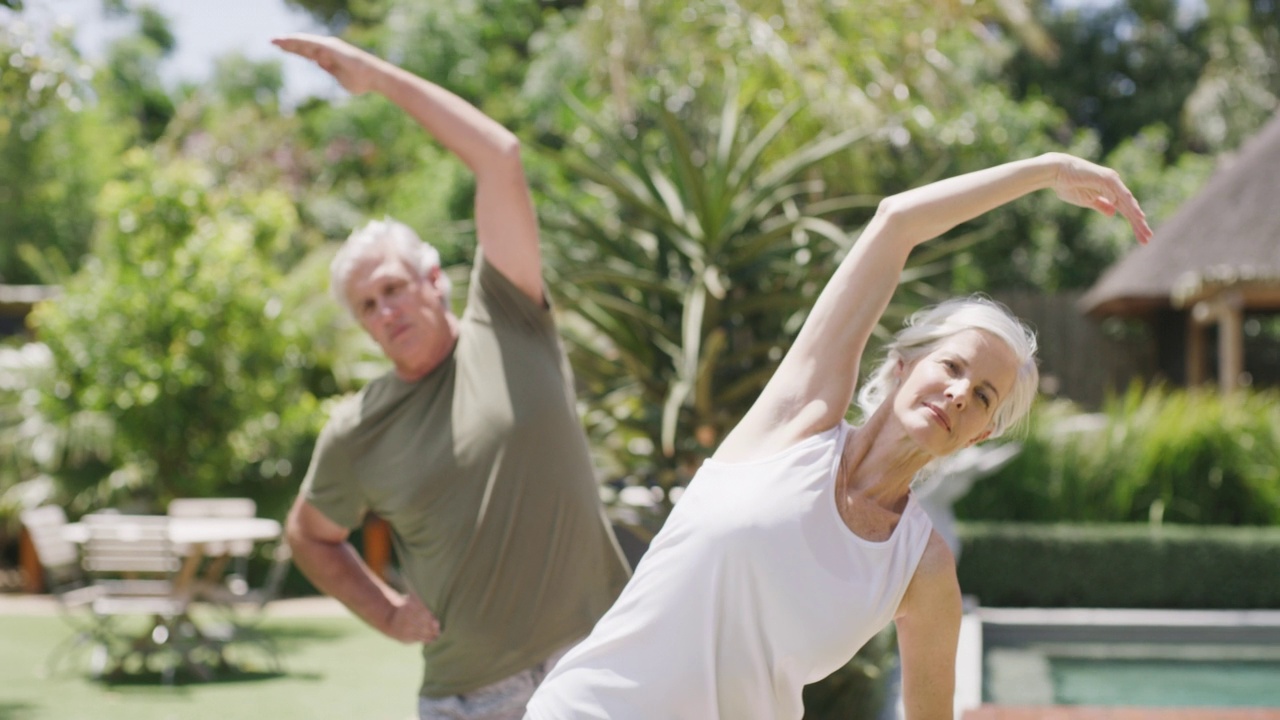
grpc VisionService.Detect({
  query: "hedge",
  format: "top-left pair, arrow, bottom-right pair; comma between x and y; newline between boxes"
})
956,522 -> 1280,609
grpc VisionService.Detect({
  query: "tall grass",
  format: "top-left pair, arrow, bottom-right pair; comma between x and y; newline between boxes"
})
955,385 -> 1280,525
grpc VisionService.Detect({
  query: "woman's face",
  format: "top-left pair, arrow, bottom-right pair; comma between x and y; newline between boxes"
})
892,329 -> 1019,458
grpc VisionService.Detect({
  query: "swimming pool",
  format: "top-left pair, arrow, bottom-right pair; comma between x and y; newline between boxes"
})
976,608 -> 1280,708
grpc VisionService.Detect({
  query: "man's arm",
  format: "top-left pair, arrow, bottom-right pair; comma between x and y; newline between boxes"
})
273,34 -> 544,304
894,532 -> 964,720
285,496 -> 439,644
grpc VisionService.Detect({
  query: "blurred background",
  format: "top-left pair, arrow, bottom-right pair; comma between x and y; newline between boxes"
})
1,0 -> 1278,717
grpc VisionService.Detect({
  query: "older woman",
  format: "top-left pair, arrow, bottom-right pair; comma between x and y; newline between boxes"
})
524,152 -> 1151,720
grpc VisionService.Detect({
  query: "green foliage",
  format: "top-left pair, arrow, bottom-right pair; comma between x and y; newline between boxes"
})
955,386 -> 1280,525
957,521 -> 1280,608
209,54 -> 285,109
98,14 -> 177,144
0,19 -> 117,284
802,628 -> 895,720
543,84 -> 873,492
1009,0 -> 1211,157
283,0 -> 393,31
27,149 -> 328,518
378,0 -> 579,129
1182,0 -> 1280,153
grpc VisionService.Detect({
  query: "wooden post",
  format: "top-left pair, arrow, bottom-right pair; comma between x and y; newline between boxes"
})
362,514 -> 392,582
1218,292 -> 1245,393
18,526 -> 44,594
1186,311 -> 1206,387
1191,290 -> 1246,392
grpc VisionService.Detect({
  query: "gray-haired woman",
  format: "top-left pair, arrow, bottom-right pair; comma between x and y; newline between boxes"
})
525,153 -> 1151,720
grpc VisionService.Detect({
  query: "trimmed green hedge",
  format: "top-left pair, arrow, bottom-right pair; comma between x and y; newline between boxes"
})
956,522 -> 1280,609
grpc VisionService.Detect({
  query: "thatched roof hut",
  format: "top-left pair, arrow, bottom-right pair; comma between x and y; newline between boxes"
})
1079,110 -> 1280,391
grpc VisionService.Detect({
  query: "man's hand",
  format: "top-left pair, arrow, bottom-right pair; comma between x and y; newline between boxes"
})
272,34 -> 381,95
385,591 -> 441,645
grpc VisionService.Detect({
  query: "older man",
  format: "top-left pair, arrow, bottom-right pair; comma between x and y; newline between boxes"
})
274,34 -> 629,720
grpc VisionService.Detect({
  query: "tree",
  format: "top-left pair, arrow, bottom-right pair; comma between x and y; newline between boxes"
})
0,17 -> 118,284
28,149 -> 328,518
532,0 -> 1112,297
545,81 -> 951,496
1183,0 -> 1280,153
1007,0 -> 1211,157
97,4 -> 179,143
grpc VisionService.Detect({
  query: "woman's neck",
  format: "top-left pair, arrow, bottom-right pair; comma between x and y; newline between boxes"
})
840,405 -> 932,507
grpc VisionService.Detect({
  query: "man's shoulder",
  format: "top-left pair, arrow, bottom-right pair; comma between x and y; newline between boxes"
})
323,373 -> 402,439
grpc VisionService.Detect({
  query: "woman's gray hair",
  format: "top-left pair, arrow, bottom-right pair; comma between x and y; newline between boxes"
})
856,295 -> 1039,441
329,217 -> 451,316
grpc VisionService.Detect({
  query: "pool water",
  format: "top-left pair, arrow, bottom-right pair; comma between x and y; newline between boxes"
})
1050,657 -> 1280,707
984,644 -> 1280,708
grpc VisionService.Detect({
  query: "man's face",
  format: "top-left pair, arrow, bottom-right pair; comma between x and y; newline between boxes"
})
345,248 -> 452,380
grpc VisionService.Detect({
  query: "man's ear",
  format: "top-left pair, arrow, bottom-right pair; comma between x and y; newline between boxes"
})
426,265 -> 449,294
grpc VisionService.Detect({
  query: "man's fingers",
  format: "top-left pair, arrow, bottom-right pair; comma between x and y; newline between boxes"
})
271,36 -> 328,62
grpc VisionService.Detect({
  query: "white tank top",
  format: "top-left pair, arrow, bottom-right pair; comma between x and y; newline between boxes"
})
525,421 -> 934,720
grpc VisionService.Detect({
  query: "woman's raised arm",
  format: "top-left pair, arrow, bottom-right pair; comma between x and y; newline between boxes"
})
716,152 -> 1151,462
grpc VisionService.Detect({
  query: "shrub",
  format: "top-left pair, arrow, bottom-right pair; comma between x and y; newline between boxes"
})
955,385 -> 1280,525
957,521 -> 1280,608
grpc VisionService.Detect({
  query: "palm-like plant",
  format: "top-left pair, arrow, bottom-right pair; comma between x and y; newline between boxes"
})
543,84 -> 884,496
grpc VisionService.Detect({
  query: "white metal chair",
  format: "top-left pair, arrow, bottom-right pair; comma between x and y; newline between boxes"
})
79,513 -> 217,683
165,497 -> 287,673
19,505 -> 105,674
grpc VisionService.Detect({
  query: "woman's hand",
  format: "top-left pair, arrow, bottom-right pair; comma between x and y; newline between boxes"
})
272,34 -> 380,95
1049,152 -> 1154,244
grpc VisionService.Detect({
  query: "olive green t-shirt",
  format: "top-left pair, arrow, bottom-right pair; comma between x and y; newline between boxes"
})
301,252 -> 630,697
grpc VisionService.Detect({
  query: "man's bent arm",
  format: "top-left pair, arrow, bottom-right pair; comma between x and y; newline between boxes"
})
286,497 -> 438,644
272,34 -> 544,304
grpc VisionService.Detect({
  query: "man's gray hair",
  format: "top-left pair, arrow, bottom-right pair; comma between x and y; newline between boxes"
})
856,295 -> 1039,441
329,217 -> 452,316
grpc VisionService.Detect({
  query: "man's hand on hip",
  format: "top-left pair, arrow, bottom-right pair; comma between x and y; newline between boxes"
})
386,591 -> 441,645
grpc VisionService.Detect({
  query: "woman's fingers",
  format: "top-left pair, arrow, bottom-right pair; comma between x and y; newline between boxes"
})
1109,182 -> 1154,244
1091,195 -> 1118,217
1056,158 -> 1154,245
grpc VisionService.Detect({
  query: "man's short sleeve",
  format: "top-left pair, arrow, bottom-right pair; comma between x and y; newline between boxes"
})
464,250 -> 556,335
300,406 -> 368,531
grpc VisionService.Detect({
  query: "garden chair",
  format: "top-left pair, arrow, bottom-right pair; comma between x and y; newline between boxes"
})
79,512 -> 219,683
18,505 -> 105,674
166,498 -> 289,672
197,540 -> 292,674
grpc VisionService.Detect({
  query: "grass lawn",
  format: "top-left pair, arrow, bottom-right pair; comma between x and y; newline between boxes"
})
0,604 -> 423,720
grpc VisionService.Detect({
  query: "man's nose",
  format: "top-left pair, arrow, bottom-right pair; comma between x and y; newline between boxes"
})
370,300 -> 398,329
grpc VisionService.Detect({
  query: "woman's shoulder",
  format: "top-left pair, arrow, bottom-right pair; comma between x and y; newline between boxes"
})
711,417 -> 849,466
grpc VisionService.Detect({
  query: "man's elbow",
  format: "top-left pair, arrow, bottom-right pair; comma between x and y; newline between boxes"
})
486,132 -> 525,180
